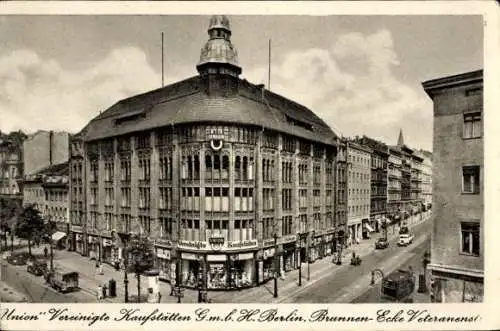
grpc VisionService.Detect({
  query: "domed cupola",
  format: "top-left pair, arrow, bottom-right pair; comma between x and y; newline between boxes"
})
197,15 -> 242,77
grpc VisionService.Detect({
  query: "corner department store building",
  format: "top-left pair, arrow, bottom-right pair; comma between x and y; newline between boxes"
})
69,15 -> 340,291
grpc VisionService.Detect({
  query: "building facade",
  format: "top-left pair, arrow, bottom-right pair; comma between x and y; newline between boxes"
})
69,15 -> 340,290
423,69 -> 483,302
0,133 -> 25,202
355,136 -> 389,232
419,150 -> 433,207
23,130 -> 70,176
41,162 -> 70,249
23,162 -> 70,249
335,139 -> 348,246
387,146 -> 402,222
346,141 -> 372,243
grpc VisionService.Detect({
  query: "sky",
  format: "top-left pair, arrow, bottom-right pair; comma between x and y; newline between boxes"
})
0,14 -> 483,151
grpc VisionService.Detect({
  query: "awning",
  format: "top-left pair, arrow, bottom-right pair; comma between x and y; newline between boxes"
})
364,224 -> 374,232
52,231 -> 66,242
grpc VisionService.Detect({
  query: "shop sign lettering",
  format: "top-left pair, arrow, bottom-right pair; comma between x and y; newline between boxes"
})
208,237 -> 225,247
178,240 -> 207,250
226,240 -> 258,250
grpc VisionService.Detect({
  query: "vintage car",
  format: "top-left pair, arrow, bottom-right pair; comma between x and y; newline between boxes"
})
27,259 -> 48,276
45,269 -> 79,293
398,233 -> 414,246
6,252 -> 31,266
381,268 -> 415,302
375,238 -> 389,249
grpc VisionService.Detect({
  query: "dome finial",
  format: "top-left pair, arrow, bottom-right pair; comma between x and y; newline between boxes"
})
197,15 -> 241,76
209,15 -> 231,32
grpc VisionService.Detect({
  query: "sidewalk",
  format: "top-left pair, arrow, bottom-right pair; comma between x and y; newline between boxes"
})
28,245 -> 200,303
210,212 -> 431,303
14,211 -> 431,303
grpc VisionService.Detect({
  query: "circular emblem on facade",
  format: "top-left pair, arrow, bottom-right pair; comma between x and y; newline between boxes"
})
208,236 -> 225,250
210,139 -> 223,151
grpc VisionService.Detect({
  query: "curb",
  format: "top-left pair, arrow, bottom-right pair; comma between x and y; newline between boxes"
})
273,216 -> 430,303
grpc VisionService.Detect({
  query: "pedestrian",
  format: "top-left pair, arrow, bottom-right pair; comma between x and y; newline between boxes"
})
44,247 -> 48,259
99,263 -> 104,275
97,284 -> 103,301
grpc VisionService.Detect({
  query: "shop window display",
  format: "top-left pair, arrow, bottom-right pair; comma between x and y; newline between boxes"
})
231,259 -> 253,288
182,260 -> 201,287
207,264 -> 227,289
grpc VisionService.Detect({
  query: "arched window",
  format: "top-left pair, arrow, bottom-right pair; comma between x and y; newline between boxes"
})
213,155 -> 221,180
248,157 -> 254,180
193,155 -> 200,180
234,156 -> 241,180
271,160 -> 275,181
222,155 -> 229,180
187,156 -> 193,179
205,154 -> 212,180
242,156 -> 248,180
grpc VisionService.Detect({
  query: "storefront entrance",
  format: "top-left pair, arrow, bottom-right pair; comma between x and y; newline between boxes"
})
180,251 -> 256,290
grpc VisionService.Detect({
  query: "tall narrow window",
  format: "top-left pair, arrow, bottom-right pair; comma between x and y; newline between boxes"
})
461,222 -> 480,256
213,155 -> 220,180
222,155 -> 229,180
234,156 -> 241,180
205,188 -> 212,212
205,155 -> 212,180
462,166 -> 480,194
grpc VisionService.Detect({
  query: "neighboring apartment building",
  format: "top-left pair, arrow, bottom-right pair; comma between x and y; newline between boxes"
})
387,146 -> 402,222
419,150 -> 433,208
23,162 -> 70,249
355,136 -> 389,232
0,132 -> 25,202
23,130 -> 70,176
41,162 -> 70,249
69,15 -> 340,290
423,69 -> 483,302
335,138 -> 348,247
346,140 -> 372,243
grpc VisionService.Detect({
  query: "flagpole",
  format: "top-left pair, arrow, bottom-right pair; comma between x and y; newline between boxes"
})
161,32 -> 165,87
268,39 -> 271,90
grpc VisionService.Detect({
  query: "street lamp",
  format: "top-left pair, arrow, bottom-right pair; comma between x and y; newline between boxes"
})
47,216 -> 55,272
383,216 -> 388,241
197,255 -> 205,303
123,245 -> 129,303
176,248 -> 182,303
307,230 -> 314,281
273,232 -> 278,298
297,233 -> 304,287
336,232 -> 343,265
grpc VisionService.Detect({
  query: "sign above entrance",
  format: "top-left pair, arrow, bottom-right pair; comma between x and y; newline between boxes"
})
177,239 -> 258,251
208,236 -> 225,250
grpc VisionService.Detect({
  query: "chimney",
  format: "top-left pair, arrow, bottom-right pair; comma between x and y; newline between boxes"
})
256,84 -> 265,101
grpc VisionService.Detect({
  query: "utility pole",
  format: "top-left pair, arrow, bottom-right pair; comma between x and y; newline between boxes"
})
161,32 -> 165,88
298,234 -> 302,286
49,217 -> 54,272
124,245 -> 129,303
268,39 -> 272,90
